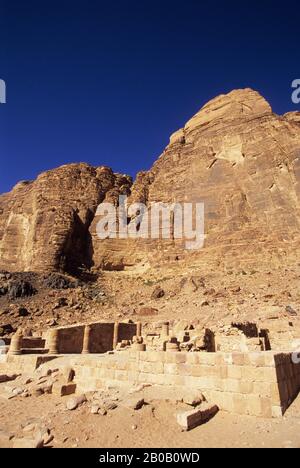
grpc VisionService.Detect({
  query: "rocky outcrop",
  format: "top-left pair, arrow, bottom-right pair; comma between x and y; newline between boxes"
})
0,164 -> 132,274
1,89 -> 300,274
91,88 -> 300,270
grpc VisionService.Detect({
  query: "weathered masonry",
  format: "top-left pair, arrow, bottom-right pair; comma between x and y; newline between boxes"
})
1,319 -> 300,419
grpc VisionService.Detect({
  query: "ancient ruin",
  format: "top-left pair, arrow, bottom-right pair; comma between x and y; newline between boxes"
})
1,317 -> 300,423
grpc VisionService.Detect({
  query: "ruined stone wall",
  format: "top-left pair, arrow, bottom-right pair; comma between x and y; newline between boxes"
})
118,323 -> 138,342
44,322 -> 136,354
1,355 -> 56,375
69,350 -> 300,418
54,326 -> 85,354
2,349 -> 300,419
89,323 -> 114,353
22,338 -> 46,350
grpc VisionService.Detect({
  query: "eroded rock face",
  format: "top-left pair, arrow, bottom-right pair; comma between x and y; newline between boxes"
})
91,88 -> 300,269
0,164 -> 132,274
1,89 -> 300,274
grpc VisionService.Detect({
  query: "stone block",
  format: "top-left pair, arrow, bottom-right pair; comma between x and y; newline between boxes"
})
238,380 -> 254,395
177,363 -> 193,376
245,394 -> 270,417
218,366 -> 228,379
223,379 -> 240,393
52,382 -> 77,397
190,364 -> 217,378
128,350 -> 140,359
114,370 -> 128,381
232,353 -> 245,366
140,361 -> 164,374
197,353 -> 217,366
127,371 -> 139,382
263,367 -> 278,383
163,374 -> 185,386
186,375 -> 215,390
260,398 -> 272,418
253,381 -> 271,398
248,353 -> 266,367
164,363 -> 178,375
227,365 -> 242,380
139,351 -> 151,362
176,403 -> 219,431
241,366 -> 265,382
128,361 -> 139,372
186,353 -> 199,364
233,394 -> 247,415
263,353 -> 276,367
219,393 -> 234,412
144,351 -> 165,363
164,352 -> 187,364
114,359 -> 128,371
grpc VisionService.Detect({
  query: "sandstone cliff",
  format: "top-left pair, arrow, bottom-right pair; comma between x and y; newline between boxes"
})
0,164 -> 132,273
91,89 -> 300,270
1,88 -> 300,274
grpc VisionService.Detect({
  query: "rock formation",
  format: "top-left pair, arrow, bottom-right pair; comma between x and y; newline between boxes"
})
1,88 -> 300,273
0,164 -> 132,273
91,89 -> 300,270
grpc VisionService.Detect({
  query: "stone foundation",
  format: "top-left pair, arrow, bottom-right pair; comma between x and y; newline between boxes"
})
2,318 -> 300,420
1,350 -> 299,418
64,350 -> 300,418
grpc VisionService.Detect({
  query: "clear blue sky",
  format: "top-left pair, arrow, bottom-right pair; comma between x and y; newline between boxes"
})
0,0 -> 299,194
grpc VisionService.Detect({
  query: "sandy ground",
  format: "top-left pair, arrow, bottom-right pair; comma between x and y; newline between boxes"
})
0,392 -> 300,449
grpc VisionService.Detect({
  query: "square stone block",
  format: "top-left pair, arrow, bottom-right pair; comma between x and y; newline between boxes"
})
233,394 -> 247,415
253,381 -> 271,398
227,365 -> 242,380
164,352 -> 187,364
164,363 -> 178,375
140,361 -> 164,374
197,353 -> 217,366
232,353 -> 245,366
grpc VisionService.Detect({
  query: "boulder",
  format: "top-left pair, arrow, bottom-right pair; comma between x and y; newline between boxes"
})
66,394 -> 87,410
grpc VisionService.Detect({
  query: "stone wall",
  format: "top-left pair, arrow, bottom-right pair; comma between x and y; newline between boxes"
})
53,325 -> 85,354
2,349 -> 300,418
44,322 -> 137,354
89,323 -> 115,353
68,350 -> 300,418
1,355 -> 56,375
22,338 -> 46,350
118,323 -> 138,342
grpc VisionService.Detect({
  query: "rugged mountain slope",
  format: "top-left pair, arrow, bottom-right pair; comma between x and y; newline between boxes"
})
91,89 -> 300,270
1,88 -> 300,274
